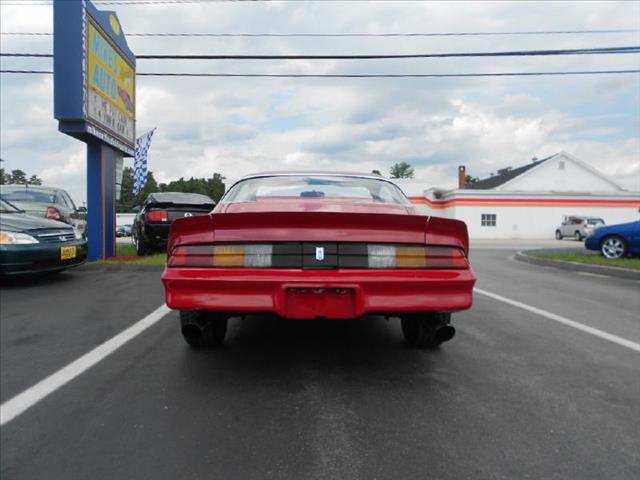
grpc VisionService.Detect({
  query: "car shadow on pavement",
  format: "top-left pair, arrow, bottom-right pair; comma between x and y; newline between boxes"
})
172,315 -> 448,389
0,271 -> 77,290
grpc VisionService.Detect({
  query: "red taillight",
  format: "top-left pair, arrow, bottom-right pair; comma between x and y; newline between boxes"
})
46,206 -> 61,220
168,245 -> 214,267
148,209 -> 169,222
424,246 -> 470,269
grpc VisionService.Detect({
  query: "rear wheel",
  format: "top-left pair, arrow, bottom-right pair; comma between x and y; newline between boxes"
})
574,231 -> 582,241
555,230 -> 562,240
600,235 -> 627,259
134,231 -> 150,256
180,310 -> 228,347
401,312 -> 454,348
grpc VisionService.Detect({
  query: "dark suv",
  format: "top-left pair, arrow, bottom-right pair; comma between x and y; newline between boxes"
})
132,192 -> 215,255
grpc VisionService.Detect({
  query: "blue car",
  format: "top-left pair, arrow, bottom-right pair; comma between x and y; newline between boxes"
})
585,220 -> 640,259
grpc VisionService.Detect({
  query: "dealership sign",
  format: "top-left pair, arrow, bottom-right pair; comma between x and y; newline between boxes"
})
54,0 -> 136,156
53,0 -> 136,261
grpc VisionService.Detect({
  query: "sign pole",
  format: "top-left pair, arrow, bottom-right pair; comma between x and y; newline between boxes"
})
86,141 -> 121,260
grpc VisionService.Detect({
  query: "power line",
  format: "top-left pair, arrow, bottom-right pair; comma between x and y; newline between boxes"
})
2,69 -> 639,78
137,46 -> 640,59
2,46 -> 639,60
0,0 -> 257,5
2,29 -> 639,37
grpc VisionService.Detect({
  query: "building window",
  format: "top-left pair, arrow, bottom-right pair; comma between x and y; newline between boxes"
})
558,160 -> 565,170
481,213 -> 497,227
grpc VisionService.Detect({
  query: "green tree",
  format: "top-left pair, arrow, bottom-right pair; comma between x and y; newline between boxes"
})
116,167 -> 159,212
389,162 -> 414,179
28,174 -> 43,185
371,169 -> 382,175
163,173 -> 226,202
9,169 -> 27,184
0,159 -> 6,185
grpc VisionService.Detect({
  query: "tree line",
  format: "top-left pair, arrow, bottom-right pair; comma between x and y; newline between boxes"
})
117,167 -> 225,213
0,165 -> 43,186
1,159 -> 417,212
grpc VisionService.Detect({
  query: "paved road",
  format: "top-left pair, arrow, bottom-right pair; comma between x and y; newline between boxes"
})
1,250 -> 639,479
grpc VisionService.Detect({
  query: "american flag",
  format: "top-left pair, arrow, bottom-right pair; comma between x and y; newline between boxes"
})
133,129 -> 155,195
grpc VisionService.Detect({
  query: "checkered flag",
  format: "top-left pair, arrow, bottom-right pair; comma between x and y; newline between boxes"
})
133,128 -> 155,195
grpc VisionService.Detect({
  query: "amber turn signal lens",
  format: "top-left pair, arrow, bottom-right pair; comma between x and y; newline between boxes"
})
395,246 -> 427,268
212,245 -> 245,267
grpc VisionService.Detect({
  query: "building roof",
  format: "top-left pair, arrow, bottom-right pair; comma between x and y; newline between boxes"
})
466,156 -> 552,190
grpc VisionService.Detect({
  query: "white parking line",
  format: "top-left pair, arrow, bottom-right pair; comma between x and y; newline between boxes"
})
0,304 -> 171,427
474,288 -> 640,353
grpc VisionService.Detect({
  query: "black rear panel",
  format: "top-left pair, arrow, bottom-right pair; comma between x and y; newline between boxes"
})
166,207 -> 211,222
271,243 -> 368,269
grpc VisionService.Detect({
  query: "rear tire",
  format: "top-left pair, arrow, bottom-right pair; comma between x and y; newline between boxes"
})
135,233 -> 150,256
401,312 -> 452,348
574,231 -> 582,241
180,311 -> 228,347
555,230 -> 562,240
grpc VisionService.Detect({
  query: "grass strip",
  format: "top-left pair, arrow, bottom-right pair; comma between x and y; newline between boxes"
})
529,251 -> 640,270
92,242 -> 167,266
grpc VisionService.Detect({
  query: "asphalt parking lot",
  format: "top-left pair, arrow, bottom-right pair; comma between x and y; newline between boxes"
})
1,246 -> 639,480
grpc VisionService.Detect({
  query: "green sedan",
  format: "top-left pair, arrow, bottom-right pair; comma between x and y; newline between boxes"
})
0,199 -> 88,275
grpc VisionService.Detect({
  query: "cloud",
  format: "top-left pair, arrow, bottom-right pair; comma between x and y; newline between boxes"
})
1,1 -> 639,204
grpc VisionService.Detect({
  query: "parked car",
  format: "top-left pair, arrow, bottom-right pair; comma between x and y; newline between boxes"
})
116,224 -> 133,237
0,184 -> 87,237
0,198 -> 88,275
161,172 -> 476,348
132,192 -> 215,255
555,216 -> 605,241
585,220 -> 640,259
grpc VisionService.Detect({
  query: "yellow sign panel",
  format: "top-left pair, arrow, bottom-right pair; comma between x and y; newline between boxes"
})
87,22 -> 135,118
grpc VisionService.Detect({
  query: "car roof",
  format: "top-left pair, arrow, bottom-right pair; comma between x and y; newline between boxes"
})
239,171 -> 384,181
2,184 -> 65,193
146,191 -> 215,204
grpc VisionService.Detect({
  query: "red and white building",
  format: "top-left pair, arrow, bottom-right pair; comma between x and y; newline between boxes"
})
398,152 -> 640,239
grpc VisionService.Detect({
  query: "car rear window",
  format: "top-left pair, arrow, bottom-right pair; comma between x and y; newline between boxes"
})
1,189 -> 56,203
223,175 -> 410,205
587,218 -> 605,225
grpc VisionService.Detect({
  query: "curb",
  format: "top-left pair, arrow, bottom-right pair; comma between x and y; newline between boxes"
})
515,250 -> 640,280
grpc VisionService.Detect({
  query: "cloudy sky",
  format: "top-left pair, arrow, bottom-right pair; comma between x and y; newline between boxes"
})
1,0 -> 639,203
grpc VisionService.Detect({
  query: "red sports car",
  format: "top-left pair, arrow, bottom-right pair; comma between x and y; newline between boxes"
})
161,172 -> 476,348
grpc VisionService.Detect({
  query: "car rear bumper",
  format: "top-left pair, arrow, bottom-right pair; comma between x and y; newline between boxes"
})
144,223 -> 170,244
0,241 -> 88,275
162,267 -> 476,318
